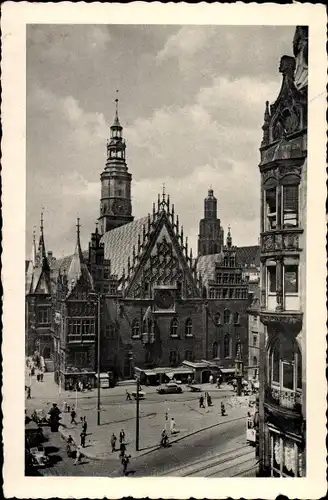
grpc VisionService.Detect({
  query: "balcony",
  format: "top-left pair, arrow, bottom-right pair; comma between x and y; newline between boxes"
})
260,310 -> 303,331
261,229 -> 303,255
265,385 -> 302,418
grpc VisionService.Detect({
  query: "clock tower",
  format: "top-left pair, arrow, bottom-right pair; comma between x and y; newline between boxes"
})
99,94 -> 134,234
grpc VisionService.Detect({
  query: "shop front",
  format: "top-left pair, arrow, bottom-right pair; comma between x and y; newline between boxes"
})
134,366 -> 194,386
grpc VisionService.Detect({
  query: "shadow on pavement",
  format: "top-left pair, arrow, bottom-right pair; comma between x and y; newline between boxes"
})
44,445 -> 60,454
49,455 -> 63,465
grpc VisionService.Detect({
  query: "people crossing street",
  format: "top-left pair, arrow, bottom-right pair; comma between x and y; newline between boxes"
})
170,417 -> 176,434
82,416 -> 88,434
73,445 -> 82,465
80,430 -> 86,448
119,429 -> 125,444
70,407 -> 77,424
199,395 -> 205,408
110,433 -> 117,452
126,389 -> 132,401
121,454 -> 131,476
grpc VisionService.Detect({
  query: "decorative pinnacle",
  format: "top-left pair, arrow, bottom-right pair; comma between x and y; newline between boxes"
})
40,208 -> 44,233
95,220 -> 99,233
76,217 -> 81,237
33,225 -> 36,241
162,182 -> 166,202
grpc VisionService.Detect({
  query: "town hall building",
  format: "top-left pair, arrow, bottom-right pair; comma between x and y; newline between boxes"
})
26,98 -> 259,389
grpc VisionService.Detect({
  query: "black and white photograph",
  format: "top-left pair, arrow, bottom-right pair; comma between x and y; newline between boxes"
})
2,3 -> 326,499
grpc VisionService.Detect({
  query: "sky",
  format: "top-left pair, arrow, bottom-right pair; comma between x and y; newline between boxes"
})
26,24 -> 295,259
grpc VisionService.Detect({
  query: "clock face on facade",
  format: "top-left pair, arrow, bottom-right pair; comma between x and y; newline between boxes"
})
112,199 -> 129,215
154,289 -> 174,310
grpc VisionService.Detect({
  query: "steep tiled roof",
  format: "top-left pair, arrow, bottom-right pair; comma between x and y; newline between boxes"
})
101,216 -> 148,277
236,245 -> 260,268
196,253 -> 223,287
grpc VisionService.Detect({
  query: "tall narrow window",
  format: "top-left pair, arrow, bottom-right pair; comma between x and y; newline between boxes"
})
265,188 -> 277,229
224,334 -> 230,358
282,185 -> 299,228
284,265 -> 298,294
170,318 -> 178,337
185,318 -> 193,337
214,312 -> 221,326
212,341 -> 218,359
224,309 -> 230,324
132,319 -> 140,338
268,266 -> 277,293
234,312 -> 240,325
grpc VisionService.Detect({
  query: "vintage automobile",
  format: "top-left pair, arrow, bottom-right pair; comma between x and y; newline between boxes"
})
156,382 -> 183,395
31,409 -> 50,426
131,390 -> 146,400
29,445 -> 50,468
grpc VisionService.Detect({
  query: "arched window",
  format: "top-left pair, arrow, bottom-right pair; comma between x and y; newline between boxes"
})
224,334 -> 230,358
185,318 -> 193,337
214,312 -> 221,326
132,319 -> 140,338
224,309 -> 230,324
234,312 -> 240,325
212,341 -> 218,359
170,318 -> 178,337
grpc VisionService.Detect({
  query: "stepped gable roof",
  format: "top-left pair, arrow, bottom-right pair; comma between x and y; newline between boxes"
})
236,245 -> 260,268
196,253 -> 224,287
101,216 -> 148,278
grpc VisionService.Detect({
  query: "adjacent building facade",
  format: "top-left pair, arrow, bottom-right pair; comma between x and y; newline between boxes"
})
258,26 -> 307,477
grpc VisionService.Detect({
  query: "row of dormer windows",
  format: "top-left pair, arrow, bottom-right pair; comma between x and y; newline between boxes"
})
215,272 -> 242,284
209,288 -> 248,299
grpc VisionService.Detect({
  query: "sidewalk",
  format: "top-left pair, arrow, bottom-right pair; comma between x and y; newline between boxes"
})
59,401 -> 247,461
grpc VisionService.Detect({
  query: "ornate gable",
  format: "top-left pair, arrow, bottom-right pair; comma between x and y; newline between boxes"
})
123,192 -> 200,299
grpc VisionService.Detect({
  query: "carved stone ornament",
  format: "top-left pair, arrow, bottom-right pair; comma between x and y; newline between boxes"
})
261,168 -> 278,183
260,311 -> 303,330
283,233 -> 299,250
262,234 -> 275,252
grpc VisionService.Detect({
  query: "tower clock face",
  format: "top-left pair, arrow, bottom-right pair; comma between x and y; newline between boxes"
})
112,199 -> 129,215
154,289 -> 174,310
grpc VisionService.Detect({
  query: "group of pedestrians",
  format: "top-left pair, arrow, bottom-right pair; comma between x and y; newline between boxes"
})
199,392 -> 213,408
110,429 -> 131,475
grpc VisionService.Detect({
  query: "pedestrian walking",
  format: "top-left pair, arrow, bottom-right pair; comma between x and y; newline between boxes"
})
221,402 -> 226,416
119,429 -> 125,444
121,454 -> 131,476
40,372 -> 44,382
199,395 -> 205,408
73,445 -> 82,465
110,433 -> 117,452
80,430 -> 86,448
71,408 -> 77,424
36,373 -> 40,382
27,386 -> 31,399
209,374 -> 213,384
170,417 -> 176,434
82,417 -> 88,434
187,375 -> 192,385
119,441 -> 126,457
126,389 -> 132,401
207,393 -> 213,406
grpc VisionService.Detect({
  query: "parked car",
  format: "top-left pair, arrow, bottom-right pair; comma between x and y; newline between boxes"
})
31,409 -> 50,426
156,383 -> 183,395
131,390 -> 146,400
29,445 -> 49,468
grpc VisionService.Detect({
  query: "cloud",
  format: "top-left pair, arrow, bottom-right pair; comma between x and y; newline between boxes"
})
157,26 -> 216,62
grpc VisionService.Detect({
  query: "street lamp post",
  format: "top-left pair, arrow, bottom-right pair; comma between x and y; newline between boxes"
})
235,338 -> 244,397
135,377 -> 140,451
97,294 -> 101,426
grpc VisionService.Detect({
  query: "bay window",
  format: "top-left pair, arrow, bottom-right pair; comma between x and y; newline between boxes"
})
271,432 -> 305,477
284,265 -> 298,294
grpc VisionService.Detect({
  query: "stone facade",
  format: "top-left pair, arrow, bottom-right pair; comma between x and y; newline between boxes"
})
258,26 -> 307,478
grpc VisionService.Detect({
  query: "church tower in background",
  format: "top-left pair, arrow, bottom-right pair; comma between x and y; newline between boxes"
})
98,94 -> 134,234
198,188 -> 224,256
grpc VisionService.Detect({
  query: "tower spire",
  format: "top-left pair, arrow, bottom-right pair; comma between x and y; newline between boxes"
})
114,89 -> 120,126
227,225 -> 232,248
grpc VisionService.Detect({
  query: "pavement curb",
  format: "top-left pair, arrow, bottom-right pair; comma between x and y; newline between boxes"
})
59,413 -> 246,461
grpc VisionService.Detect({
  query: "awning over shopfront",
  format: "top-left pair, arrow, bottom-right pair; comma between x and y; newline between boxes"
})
220,368 -> 235,374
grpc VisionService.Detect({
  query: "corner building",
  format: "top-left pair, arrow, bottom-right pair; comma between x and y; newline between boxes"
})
258,26 -> 307,477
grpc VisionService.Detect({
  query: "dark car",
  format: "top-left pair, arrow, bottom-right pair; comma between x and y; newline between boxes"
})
156,383 -> 183,395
